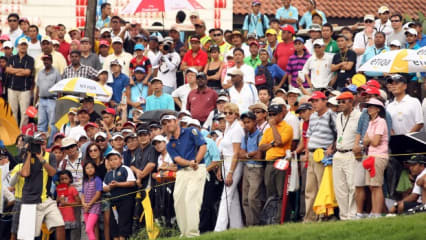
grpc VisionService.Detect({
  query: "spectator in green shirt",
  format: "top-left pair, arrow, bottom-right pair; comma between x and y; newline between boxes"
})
244,41 -> 261,69
322,23 -> 339,54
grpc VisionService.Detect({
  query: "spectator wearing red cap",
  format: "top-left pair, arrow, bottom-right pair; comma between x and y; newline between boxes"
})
242,0 -> 270,39
181,35 -> 208,73
35,53 -> 61,133
304,91 -> 336,222
333,92 -> 361,220
362,98 -> 389,218
301,39 -> 334,90
101,108 -> 117,134
272,24 -> 295,71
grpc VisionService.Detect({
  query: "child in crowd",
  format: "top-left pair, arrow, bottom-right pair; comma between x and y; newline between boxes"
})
82,161 -> 103,240
57,170 -> 81,240
103,150 -> 136,240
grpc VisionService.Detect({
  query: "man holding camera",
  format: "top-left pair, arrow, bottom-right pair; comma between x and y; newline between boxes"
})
20,137 -> 65,239
157,36 -> 181,94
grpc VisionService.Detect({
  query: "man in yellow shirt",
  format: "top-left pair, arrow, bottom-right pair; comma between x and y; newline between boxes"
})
259,103 -> 293,219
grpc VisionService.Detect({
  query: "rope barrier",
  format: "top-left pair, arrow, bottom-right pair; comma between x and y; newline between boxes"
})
2,151 -> 425,216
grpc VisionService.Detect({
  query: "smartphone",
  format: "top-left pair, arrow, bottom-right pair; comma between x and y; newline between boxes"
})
121,95 -> 127,105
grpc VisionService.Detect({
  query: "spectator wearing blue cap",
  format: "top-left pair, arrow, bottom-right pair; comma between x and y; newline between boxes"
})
330,34 -> 357,90
129,43 -> 152,86
128,66 -> 149,114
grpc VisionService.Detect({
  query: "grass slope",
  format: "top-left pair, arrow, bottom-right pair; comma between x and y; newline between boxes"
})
162,213 -> 426,240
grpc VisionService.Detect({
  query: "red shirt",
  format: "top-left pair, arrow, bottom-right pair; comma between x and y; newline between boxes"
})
274,41 -> 295,71
58,40 -> 70,63
187,87 -> 218,122
57,184 -> 78,222
182,49 -> 208,68
130,56 -> 152,74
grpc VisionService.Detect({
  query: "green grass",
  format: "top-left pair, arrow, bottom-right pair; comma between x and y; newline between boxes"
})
159,213 -> 426,240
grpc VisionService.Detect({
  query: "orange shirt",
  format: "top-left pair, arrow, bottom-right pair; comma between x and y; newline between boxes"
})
259,120 -> 293,160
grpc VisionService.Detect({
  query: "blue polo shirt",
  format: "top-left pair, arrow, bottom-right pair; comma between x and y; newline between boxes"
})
242,13 -> 270,37
167,127 -> 206,169
275,6 -> 299,31
241,129 -> 263,165
108,73 -> 130,103
356,108 -> 392,138
299,10 -> 327,29
361,46 -> 389,77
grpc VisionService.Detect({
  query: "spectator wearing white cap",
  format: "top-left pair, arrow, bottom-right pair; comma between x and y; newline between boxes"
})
375,6 -> 392,36
387,13 -> 407,48
405,28 -> 420,50
102,36 -> 133,76
301,39 -> 334,90
389,40 -> 401,50
202,95 -> 229,131
353,14 -> 376,70
0,41 -> 14,59
172,67 -> 198,110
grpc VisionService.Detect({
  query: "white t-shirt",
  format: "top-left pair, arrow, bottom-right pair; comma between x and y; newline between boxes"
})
284,112 -> 301,140
226,44 -> 251,60
147,50 -> 162,69
375,19 -> 393,36
219,120 -> 244,157
102,52 -> 133,77
157,153 -> 173,170
413,168 -> 426,203
353,30 -> 376,70
224,64 -> 255,85
229,83 -> 259,114
68,125 -> 87,141
171,84 -> 195,110
157,52 -> 181,89
302,53 -> 334,89
386,95 -> 424,135
27,40 -> 42,59
7,28 -> 22,46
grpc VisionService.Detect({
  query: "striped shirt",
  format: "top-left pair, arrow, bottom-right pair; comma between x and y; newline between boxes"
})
82,176 -> 103,215
286,51 -> 311,88
306,109 -> 336,150
62,64 -> 98,80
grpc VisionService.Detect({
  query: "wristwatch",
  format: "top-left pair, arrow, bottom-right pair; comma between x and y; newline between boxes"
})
270,141 -> 275,147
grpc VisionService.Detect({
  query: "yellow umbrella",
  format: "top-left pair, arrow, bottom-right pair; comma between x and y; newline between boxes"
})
139,189 -> 160,240
359,49 -> 426,73
0,97 -> 20,146
313,166 -> 338,216
49,77 -> 111,96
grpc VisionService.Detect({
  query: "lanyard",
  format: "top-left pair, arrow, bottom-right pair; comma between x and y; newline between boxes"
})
340,113 -> 351,135
374,47 -> 384,56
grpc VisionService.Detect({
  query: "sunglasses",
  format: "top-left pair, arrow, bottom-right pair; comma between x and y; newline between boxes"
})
364,20 -> 374,23
254,110 -> 265,114
8,19 -> 17,22
95,138 -> 106,143
102,34 -> 111,38
268,112 -> 278,116
89,148 -> 99,153
223,111 -> 234,115
194,24 -> 204,28
380,11 -> 390,15
213,33 -> 222,37
337,100 -> 349,104
63,145 -> 76,150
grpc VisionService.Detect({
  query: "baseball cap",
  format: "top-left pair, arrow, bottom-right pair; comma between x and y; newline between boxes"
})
216,96 -> 229,103
268,104 -> 283,113
362,98 -> 385,109
196,72 -> 207,79
274,88 -> 287,95
386,74 -> 407,84
294,37 -> 305,44
252,0 -> 261,6
132,108 -> 144,116
68,27 -> 80,34
266,29 -> 277,35
84,122 -> 99,131
101,108 -> 116,115
361,87 -> 380,96
185,67 -> 198,75
227,69 -> 244,77
134,43 -> 145,51
313,39 -> 325,47
308,91 -> 327,101
61,137 -> 77,148
271,97 -> 287,106
327,97 -> 338,106
364,14 -> 375,22
94,132 -> 107,140
137,127 -> 150,135
53,132 -> 65,141
190,36 -> 201,42
178,110 -> 191,117
180,116 -> 192,123
288,88 -> 302,96
295,103 -> 313,114
240,111 -> 256,120
406,155 -> 426,165
336,92 -> 354,100
112,37 -> 123,44
366,79 -> 381,89
249,41 -> 259,47
110,59 -> 123,67
148,122 -> 161,129
97,69 -> 109,77
124,132 -> 137,141
405,28 -> 418,36
151,77 -> 163,84
189,11 -> 199,17
80,37 -> 90,42
111,133 -> 124,140
152,135 -> 168,144
249,102 -> 268,112
231,30 -> 243,36
52,39 -> 60,45
77,108 -> 89,114
390,40 -> 401,47
123,121 -> 136,130
100,28 -> 111,35
160,114 -> 177,124
281,24 -> 295,35
134,66 -> 146,74
188,118 -> 201,128
99,39 -> 110,47
18,37 -> 28,45
308,24 -> 322,32
341,84 -> 358,94
378,6 -> 389,14
68,107 -> 78,115
106,149 -> 121,159
2,41 -> 13,49
247,33 -> 257,39
0,35 -> 10,41
80,96 -> 94,103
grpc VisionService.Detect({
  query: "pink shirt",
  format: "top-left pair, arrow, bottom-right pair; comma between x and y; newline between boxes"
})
366,117 -> 388,156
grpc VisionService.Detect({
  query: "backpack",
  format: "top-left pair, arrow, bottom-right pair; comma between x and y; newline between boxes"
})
260,196 -> 281,225
255,64 -> 274,91
247,14 -> 268,36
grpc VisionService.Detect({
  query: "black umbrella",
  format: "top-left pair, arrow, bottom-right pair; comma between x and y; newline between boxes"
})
139,110 -> 177,123
389,132 -> 426,162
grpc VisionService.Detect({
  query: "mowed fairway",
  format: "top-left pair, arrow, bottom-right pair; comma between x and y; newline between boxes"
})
162,213 -> 426,240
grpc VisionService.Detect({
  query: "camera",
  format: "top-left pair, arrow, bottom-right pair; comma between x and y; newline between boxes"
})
162,40 -> 173,52
23,135 -> 44,154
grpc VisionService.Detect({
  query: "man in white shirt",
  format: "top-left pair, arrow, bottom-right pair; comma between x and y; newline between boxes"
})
353,14 -> 376,70
27,25 -> 42,59
5,13 -> 23,45
223,48 -> 255,88
157,37 -> 181,94
102,37 -> 133,77
386,74 -> 424,134
228,69 -> 258,114
172,68 -> 198,110
302,39 -> 333,90
375,6 -> 392,37
68,108 -> 90,141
